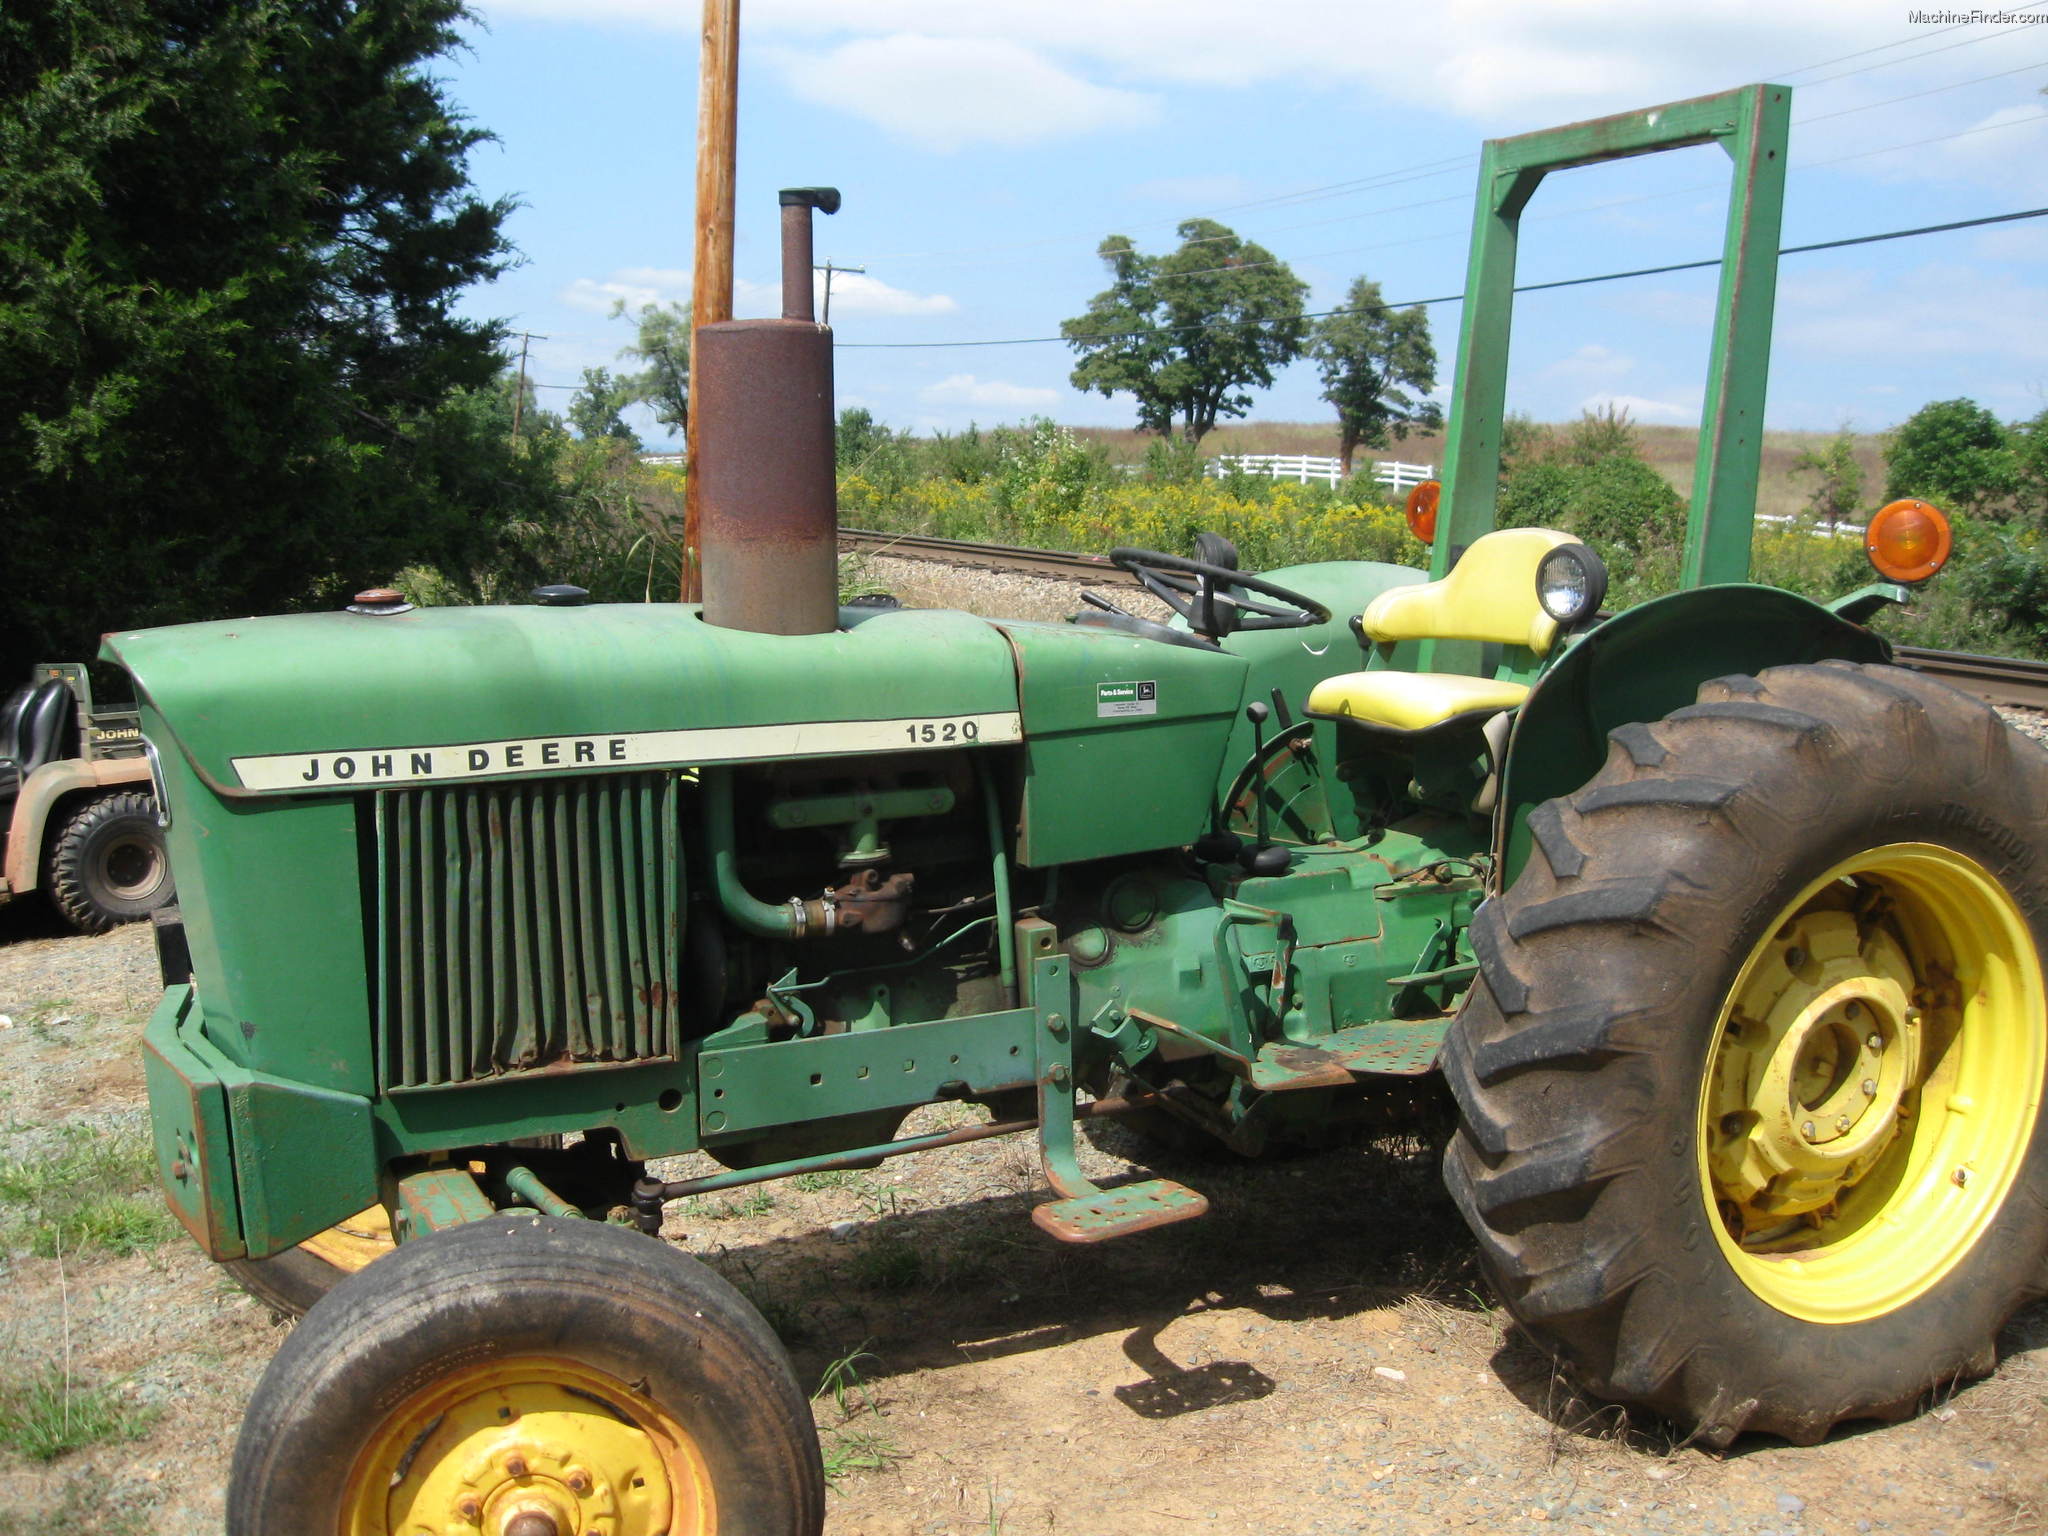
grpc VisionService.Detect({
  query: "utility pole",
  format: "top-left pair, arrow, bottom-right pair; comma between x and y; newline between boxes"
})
509,331 -> 546,440
813,260 -> 865,327
684,0 -> 739,604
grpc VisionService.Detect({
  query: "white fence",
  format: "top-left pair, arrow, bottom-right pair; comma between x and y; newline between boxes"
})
1207,454 -> 1434,493
1756,511 -> 1866,540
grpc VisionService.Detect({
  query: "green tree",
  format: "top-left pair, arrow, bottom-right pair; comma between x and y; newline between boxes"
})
1882,398 -> 2016,517
1307,278 -> 1441,474
567,367 -> 638,446
2010,407 -> 2048,526
1062,220 -> 1307,442
1790,428 -> 1866,529
0,0 -> 529,663
612,299 -> 690,439
1497,407 -> 1684,573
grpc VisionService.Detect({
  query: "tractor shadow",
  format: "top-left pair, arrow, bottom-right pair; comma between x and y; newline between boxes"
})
682,1114 -> 2048,1453
687,1118 -> 1490,1421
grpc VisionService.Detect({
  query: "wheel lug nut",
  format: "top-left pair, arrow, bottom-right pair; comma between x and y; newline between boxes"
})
1844,1001 -> 1862,1018
1835,1115 -> 1851,1133
1953,1167 -> 1970,1187
1801,1119 -> 1818,1140
1861,1078 -> 1877,1097
566,1469 -> 594,1496
505,1454 -> 529,1478
1867,1033 -> 1883,1051
1720,1113 -> 1745,1137
457,1496 -> 482,1522
1785,946 -> 1806,969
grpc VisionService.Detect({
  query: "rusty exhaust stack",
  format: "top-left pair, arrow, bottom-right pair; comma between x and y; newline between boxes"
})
696,186 -> 842,635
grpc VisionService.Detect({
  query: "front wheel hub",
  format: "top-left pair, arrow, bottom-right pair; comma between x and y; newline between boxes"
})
344,1357 -> 711,1536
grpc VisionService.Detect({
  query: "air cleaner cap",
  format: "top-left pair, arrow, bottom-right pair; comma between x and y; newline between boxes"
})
533,584 -> 591,606
346,588 -> 413,615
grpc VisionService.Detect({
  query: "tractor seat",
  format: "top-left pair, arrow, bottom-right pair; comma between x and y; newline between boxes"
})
1306,528 -> 1581,734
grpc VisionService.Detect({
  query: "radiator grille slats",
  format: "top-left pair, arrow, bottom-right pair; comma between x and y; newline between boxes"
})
375,774 -> 682,1090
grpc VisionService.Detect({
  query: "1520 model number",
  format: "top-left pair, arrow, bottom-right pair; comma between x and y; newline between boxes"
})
904,719 -> 981,744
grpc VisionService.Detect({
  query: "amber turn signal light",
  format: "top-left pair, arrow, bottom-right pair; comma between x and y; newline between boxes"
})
1864,498 -> 1953,584
1405,480 -> 1440,544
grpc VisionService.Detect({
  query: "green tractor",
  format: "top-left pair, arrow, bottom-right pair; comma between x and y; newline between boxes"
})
112,85 -> 2045,1534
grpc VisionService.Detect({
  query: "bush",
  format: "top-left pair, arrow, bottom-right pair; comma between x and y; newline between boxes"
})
1884,398 -> 2017,517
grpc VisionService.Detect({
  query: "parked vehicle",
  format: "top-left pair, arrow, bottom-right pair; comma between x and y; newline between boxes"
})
0,661 -> 171,933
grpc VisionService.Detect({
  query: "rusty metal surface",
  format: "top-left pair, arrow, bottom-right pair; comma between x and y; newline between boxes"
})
1323,1018 -> 1450,1076
1031,1177 -> 1210,1244
695,319 -> 838,636
1247,1042 -> 1357,1093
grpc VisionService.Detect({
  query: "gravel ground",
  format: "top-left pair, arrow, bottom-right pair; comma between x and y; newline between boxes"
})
0,565 -> 2042,1533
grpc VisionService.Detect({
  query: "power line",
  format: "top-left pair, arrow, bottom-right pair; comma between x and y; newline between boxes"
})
860,18 -> 2046,273
832,203 -> 2048,351
1782,2 -> 2048,84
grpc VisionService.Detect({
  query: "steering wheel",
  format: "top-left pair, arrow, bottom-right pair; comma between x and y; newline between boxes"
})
1108,547 -> 1332,639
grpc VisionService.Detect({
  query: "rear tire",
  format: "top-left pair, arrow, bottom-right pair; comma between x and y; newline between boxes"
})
1443,662 -> 2048,1445
46,790 -> 172,933
227,1216 -> 824,1535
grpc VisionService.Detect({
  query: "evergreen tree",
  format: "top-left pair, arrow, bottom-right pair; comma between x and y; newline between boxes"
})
0,0 -> 535,662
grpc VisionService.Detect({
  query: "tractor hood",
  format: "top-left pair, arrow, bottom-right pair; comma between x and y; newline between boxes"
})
104,603 -> 1023,797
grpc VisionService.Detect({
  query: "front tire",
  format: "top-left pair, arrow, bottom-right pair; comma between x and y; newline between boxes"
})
46,789 -> 172,933
1444,662 -> 2048,1445
228,1216 -> 824,1535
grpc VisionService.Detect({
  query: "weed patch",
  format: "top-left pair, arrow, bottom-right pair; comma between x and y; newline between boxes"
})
0,1125 -> 172,1258
0,1361 -> 158,1462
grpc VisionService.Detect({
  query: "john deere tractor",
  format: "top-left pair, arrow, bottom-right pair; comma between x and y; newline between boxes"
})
112,86 -> 2046,1534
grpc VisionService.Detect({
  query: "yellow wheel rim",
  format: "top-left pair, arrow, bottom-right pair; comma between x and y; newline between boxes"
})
1700,842 -> 2045,1324
300,1204 -> 394,1274
341,1355 -> 715,1536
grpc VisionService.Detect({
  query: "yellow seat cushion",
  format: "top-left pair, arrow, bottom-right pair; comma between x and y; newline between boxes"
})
1306,671 -> 1530,733
1360,527 -> 1579,654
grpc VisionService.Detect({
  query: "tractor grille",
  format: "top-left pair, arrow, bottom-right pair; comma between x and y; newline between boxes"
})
372,774 -> 684,1090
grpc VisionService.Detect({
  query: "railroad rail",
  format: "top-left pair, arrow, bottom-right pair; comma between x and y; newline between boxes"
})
839,529 -> 2048,712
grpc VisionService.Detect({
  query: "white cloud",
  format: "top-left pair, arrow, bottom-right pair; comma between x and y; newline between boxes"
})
733,272 -> 956,318
477,0 -> 1911,122
811,271 -> 958,316
1580,391 -> 1697,424
568,266 -> 953,320
561,266 -> 690,314
770,34 -> 1157,151
918,374 -> 1060,409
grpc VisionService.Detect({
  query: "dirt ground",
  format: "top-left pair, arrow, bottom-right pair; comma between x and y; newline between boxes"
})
0,909 -> 2043,1536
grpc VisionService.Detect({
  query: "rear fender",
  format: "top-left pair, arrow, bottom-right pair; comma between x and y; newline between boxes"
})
1494,584 -> 1889,886
2,757 -> 152,893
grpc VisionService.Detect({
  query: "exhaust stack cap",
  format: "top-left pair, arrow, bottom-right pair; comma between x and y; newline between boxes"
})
779,186 -> 841,214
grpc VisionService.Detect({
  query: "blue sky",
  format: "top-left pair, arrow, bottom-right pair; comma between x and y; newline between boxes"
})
441,1 -> 2048,450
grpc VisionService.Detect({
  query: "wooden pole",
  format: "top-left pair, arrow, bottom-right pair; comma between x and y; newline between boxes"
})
683,0 -> 739,603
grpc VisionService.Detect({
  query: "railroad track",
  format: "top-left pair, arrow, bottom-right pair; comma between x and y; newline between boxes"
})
840,528 -> 2048,712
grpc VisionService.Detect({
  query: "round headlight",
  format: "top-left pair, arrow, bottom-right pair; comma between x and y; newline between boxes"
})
1535,543 -> 1607,627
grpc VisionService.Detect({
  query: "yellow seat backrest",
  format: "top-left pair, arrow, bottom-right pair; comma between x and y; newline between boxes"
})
1360,528 -> 1581,655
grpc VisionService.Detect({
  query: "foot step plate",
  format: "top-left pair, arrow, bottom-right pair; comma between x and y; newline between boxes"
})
1032,1178 -> 1209,1244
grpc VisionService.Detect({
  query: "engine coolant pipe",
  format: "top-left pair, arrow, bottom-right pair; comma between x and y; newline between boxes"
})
703,766 -> 832,938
